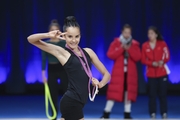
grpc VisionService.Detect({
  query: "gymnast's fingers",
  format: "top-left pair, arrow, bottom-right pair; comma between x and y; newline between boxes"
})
59,32 -> 67,40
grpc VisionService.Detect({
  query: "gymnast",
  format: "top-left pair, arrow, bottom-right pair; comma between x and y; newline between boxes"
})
27,16 -> 110,120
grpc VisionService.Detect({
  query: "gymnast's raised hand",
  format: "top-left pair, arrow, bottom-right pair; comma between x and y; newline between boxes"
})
48,30 -> 66,40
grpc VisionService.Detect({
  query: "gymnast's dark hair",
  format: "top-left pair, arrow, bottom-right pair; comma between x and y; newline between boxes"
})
122,24 -> 132,31
63,16 -> 80,32
148,26 -> 163,40
49,19 -> 60,30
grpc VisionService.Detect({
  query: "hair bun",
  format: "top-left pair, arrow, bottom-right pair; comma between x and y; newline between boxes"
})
63,16 -> 80,32
51,19 -> 58,23
64,16 -> 76,23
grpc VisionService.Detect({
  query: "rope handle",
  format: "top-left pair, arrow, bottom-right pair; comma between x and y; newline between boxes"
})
44,82 -> 57,119
89,85 -> 98,101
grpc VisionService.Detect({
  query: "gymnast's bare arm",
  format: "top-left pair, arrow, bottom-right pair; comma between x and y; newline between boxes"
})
84,48 -> 111,89
27,30 -> 70,65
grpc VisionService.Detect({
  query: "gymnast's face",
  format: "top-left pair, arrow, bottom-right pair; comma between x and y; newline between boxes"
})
122,28 -> 131,39
148,29 -> 157,41
65,27 -> 81,50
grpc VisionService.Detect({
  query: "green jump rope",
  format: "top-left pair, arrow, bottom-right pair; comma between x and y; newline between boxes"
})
44,82 -> 57,119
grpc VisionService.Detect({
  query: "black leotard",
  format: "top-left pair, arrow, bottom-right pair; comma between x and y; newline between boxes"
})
63,48 -> 91,104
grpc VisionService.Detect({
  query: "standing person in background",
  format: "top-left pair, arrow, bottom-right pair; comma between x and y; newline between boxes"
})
101,24 -> 141,119
142,26 -> 170,119
41,20 -> 68,120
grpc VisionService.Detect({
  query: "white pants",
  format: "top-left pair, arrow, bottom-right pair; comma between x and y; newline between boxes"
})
104,91 -> 131,112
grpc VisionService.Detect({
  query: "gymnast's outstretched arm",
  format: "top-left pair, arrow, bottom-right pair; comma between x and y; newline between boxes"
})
27,30 -> 70,65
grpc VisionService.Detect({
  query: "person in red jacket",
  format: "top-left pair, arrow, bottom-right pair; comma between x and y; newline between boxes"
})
141,26 -> 170,119
101,24 -> 141,119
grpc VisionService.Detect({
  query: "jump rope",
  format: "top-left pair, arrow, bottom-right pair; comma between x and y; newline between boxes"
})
45,45 -> 98,119
44,82 -> 57,120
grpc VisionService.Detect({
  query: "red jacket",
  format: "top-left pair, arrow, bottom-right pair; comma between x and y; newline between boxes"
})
106,38 -> 141,102
141,40 -> 170,78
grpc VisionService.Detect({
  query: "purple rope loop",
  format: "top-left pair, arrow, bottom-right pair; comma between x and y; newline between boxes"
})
65,44 -> 97,101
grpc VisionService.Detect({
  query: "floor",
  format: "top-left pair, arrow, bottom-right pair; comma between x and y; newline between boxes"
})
0,95 -> 180,119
